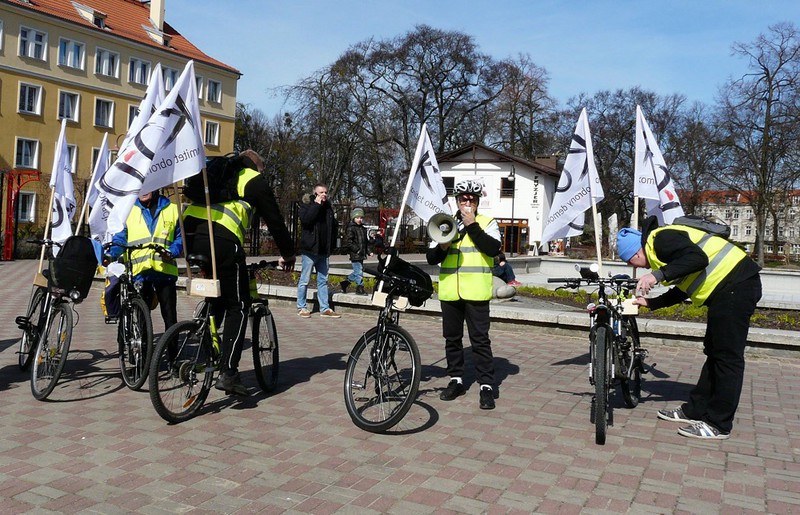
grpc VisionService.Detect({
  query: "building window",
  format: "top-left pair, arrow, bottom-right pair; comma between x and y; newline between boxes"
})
129,57 -> 151,85
19,26 -> 47,60
500,177 -> 514,198
58,38 -> 85,69
163,67 -> 179,91
95,48 -> 119,77
15,138 -> 39,168
0,20 -> 4,51
66,144 -> 77,172
17,192 -> 36,222
732,225 -> 739,237
195,76 -> 204,99
95,98 -> 114,128
18,83 -> 42,115
204,121 -> 220,146
207,79 -> 221,103
745,225 -> 752,236
443,177 -> 455,196
128,104 -> 139,128
58,91 -> 80,121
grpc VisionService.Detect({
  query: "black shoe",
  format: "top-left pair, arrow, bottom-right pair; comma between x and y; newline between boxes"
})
214,372 -> 249,396
340,280 -> 350,294
479,387 -> 495,410
356,285 -> 367,295
439,379 -> 466,401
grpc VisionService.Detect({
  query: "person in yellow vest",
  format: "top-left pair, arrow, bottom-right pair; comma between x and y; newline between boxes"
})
617,215 -> 762,440
109,189 -> 181,331
183,150 -> 296,396
426,179 -> 502,410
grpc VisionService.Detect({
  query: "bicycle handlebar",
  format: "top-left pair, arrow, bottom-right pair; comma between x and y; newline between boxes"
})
26,238 -> 61,248
247,260 -> 282,272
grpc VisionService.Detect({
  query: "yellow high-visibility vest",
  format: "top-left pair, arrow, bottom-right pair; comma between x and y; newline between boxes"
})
126,203 -> 179,277
646,224 -> 746,306
438,214 -> 494,301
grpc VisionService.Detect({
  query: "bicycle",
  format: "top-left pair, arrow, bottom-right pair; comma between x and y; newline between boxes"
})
15,238 -> 94,400
148,256 -> 281,423
103,242 -> 170,390
343,250 -> 432,433
548,264 -> 650,445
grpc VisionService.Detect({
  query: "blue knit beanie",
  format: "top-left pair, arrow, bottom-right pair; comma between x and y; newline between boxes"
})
617,228 -> 643,262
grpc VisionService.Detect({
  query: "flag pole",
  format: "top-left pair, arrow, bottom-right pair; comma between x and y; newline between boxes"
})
200,167 -> 218,281
392,123 -> 429,248
76,133 -> 108,235
35,188 -> 57,281
172,182 -> 192,289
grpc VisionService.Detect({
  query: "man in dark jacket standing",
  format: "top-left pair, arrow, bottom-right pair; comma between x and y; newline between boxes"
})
617,215 -> 762,440
340,208 -> 371,295
296,183 -> 340,318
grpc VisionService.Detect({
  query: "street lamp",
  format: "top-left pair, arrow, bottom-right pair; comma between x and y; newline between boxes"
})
507,166 -> 516,257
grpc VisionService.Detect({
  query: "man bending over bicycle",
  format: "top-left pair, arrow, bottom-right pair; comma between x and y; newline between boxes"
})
183,150 -> 296,396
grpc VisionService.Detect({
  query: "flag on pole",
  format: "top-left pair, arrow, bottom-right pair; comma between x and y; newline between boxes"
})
540,108 -> 604,244
49,118 -> 76,254
634,105 -> 684,225
97,60 -> 205,234
402,123 -> 452,223
120,63 -> 165,152
87,132 -> 112,242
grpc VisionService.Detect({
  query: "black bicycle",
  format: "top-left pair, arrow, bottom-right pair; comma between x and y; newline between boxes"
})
548,264 -> 650,445
148,257 -> 282,423
343,250 -> 432,433
17,284 -> 46,371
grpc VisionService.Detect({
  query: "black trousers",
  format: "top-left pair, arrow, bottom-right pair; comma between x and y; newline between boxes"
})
192,236 -> 251,376
682,274 -> 762,433
441,299 -> 495,385
140,279 -> 177,332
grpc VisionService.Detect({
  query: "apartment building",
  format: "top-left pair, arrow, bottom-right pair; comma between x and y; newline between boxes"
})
0,0 -> 240,257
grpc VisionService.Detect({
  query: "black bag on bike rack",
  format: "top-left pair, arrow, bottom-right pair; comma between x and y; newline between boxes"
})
49,235 -> 98,300
381,252 -> 433,307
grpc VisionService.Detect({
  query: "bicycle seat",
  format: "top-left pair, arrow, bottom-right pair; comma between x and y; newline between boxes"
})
186,254 -> 212,273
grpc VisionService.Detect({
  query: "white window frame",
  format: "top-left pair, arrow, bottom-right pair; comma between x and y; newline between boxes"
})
19,26 -> 47,60
95,47 -> 119,78
195,76 -> 204,99
58,38 -> 85,69
207,79 -> 222,103
15,138 -> 40,168
17,191 -> 36,223
204,120 -> 220,146
129,57 -> 151,85
18,82 -> 43,115
0,20 -> 4,51
58,90 -> 80,122
128,104 -> 139,129
66,144 -> 78,173
163,67 -> 179,91
94,97 -> 115,128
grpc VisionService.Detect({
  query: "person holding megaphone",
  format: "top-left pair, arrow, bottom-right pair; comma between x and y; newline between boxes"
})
426,179 -> 502,410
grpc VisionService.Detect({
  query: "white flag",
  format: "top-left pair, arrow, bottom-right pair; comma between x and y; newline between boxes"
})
540,108 -> 604,244
87,132 -> 112,243
49,118 -> 76,254
120,63 -> 165,152
634,105 -> 684,225
99,60 -> 205,234
402,123 -> 452,223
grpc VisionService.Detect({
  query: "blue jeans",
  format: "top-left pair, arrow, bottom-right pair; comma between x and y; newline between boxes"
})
347,261 -> 363,286
297,253 -> 330,312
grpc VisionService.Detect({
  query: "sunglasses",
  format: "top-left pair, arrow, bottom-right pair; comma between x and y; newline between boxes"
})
458,195 -> 478,203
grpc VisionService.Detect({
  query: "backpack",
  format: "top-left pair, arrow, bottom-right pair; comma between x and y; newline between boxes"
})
49,235 -> 99,301
673,215 -> 731,240
183,153 -> 251,205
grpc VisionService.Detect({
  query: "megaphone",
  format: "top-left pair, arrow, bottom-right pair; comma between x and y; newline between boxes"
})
427,213 -> 458,244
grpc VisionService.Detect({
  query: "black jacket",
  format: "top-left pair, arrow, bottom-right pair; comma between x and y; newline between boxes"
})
345,221 -> 369,262
298,194 -> 338,256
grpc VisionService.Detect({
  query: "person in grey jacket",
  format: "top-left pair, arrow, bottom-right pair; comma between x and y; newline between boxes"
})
340,208 -> 371,295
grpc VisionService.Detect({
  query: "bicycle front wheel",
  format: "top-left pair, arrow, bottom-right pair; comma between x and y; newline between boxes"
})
593,325 -> 612,445
148,320 -> 214,423
251,306 -> 279,393
31,303 -> 73,400
119,297 -> 154,390
620,316 -> 642,409
18,286 -> 46,371
343,324 -> 421,433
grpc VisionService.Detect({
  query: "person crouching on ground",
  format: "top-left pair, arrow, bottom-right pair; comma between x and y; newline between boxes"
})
340,208 -> 371,295
617,215 -> 762,440
427,179 -> 501,410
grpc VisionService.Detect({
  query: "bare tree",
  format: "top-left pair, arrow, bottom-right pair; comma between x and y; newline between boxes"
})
671,102 -> 720,214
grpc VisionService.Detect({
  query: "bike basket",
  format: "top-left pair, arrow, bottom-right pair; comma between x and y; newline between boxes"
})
49,235 -> 98,300
381,253 -> 433,307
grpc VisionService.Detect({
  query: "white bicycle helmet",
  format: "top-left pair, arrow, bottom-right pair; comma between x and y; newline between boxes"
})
454,179 -> 483,196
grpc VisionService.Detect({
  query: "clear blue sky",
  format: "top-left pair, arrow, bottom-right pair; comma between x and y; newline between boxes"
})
168,0 -> 800,116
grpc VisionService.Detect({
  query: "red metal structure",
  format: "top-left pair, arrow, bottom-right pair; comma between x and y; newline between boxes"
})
2,169 -> 41,260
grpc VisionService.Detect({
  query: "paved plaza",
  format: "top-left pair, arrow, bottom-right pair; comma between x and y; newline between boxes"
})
1,259 -> 800,513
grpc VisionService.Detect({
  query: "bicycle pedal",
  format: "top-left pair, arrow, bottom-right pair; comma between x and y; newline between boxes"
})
105,316 -> 119,324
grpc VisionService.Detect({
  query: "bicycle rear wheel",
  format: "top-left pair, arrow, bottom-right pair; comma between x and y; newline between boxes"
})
251,305 -> 279,393
593,325 -> 612,445
149,320 -> 214,423
31,303 -> 73,400
343,324 -> 421,433
18,286 -> 46,371
119,297 -> 154,390
620,316 -> 642,408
